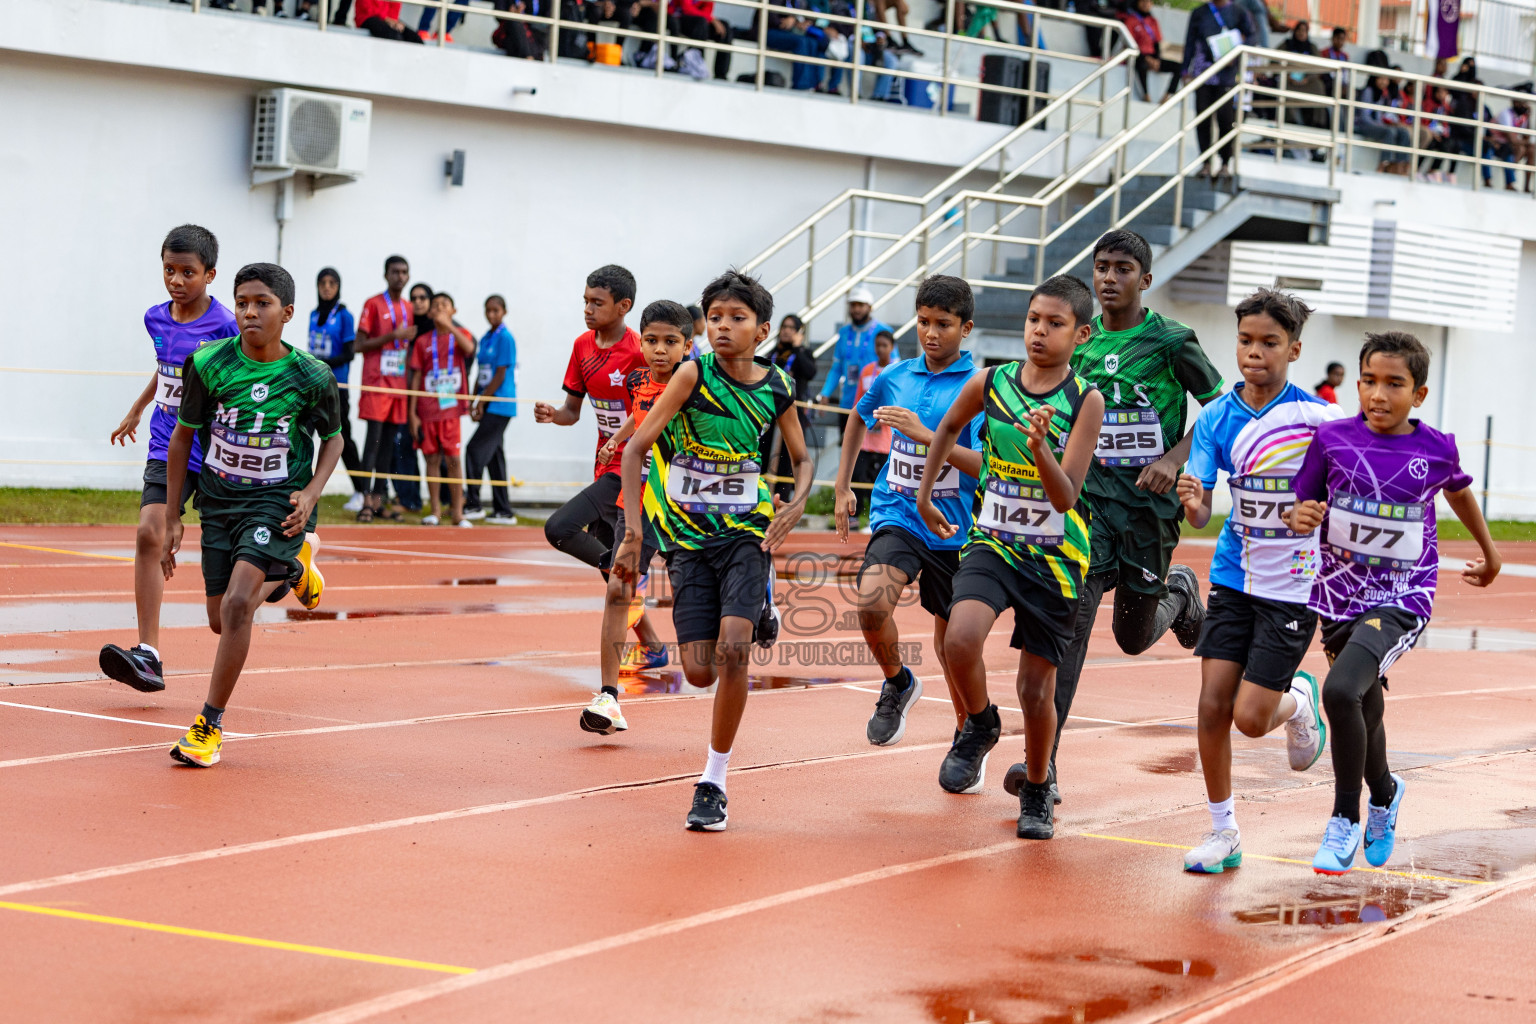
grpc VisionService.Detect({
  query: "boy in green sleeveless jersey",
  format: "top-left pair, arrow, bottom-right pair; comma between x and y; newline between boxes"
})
161,264 -> 344,768
614,271 -> 814,832
1049,230 -> 1225,801
917,276 -> 1104,840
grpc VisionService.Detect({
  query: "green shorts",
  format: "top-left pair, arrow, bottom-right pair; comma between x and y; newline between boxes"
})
1086,496 -> 1182,598
198,509 -> 311,598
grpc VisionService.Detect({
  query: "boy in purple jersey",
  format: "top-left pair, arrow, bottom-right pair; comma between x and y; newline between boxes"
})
102,225 -> 238,693
1287,331 -> 1501,875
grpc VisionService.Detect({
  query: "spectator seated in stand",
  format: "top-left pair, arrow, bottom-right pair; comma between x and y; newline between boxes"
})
634,0 -> 733,80
492,0 -> 550,60
353,0 -> 424,42
1119,0 -> 1176,103
1354,72 -> 1411,176
1320,26 -> 1349,62
1483,89 -> 1533,193
755,1 -> 828,92
1416,85 -> 1457,182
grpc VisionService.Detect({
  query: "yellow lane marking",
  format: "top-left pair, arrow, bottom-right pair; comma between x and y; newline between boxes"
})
0,901 -> 476,974
0,542 -> 134,562
1078,832 -> 1492,886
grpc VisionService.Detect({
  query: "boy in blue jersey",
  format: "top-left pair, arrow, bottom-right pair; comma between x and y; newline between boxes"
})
465,294 -> 519,524
101,225 -> 239,694
833,276 -> 984,747
1174,289 -> 1341,874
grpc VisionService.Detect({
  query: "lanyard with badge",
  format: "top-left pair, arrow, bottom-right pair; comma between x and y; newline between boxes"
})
310,306 -> 341,360
378,298 -> 409,378
477,329 -> 498,389
1205,3 -> 1244,60
427,331 -> 462,409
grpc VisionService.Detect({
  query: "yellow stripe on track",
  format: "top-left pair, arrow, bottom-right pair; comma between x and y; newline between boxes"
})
1077,832 -> 1492,886
0,901 -> 476,974
0,542 -> 134,562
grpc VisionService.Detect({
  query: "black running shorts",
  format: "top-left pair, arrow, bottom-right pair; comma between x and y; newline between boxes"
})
198,508 -> 311,598
1319,605 -> 1426,686
1085,495 -> 1182,598
858,525 -> 960,619
1193,583 -> 1317,692
141,458 -> 198,514
950,547 -> 1078,665
665,537 -> 773,644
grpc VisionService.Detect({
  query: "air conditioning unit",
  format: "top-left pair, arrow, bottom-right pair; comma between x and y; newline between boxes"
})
252,88 -> 370,185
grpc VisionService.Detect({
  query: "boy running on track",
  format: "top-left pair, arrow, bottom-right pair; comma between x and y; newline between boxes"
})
581,300 -> 692,735
1286,332 -> 1500,874
613,270 -> 813,832
833,275 -> 985,746
1174,289 -> 1339,874
102,224 -> 239,694
535,265 -> 665,665
1050,229 -> 1225,802
917,276 -> 1104,840
160,264 -> 341,768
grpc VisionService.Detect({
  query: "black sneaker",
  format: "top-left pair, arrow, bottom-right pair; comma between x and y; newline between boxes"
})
98,644 -> 166,693
1003,761 -> 1060,805
686,782 -> 728,831
754,591 -> 780,650
1017,781 -> 1055,839
1166,564 -> 1205,650
866,667 -> 922,746
939,706 -> 1000,794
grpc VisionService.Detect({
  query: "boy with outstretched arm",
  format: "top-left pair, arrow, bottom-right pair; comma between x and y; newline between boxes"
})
1050,230 -> 1225,803
581,300 -> 692,735
833,275 -> 985,747
1285,332 -> 1500,874
1173,289 -> 1340,874
160,264 -> 343,768
535,265 -> 666,666
101,225 -> 239,693
917,276 -> 1104,839
407,291 -> 477,527
612,271 -> 814,832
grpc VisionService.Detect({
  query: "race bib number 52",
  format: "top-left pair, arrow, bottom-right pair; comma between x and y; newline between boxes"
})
590,397 -> 625,440
1096,408 -> 1164,467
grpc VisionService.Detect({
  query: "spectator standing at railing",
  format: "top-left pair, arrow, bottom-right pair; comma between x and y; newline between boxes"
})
1443,57 -> 1484,186
815,286 -> 891,432
1417,85 -> 1456,182
306,267 -> 369,512
353,0 -> 425,42
1119,0 -> 1176,102
1320,27 -> 1348,62
767,314 -> 818,501
1181,0 -> 1254,178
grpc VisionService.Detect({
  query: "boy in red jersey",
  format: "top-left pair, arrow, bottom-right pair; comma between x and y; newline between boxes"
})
353,255 -> 415,522
408,292 -> 477,527
535,265 -> 664,660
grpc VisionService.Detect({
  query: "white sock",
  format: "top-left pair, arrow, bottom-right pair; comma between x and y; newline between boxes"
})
1287,681 -> 1308,721
700,747 -> 731,791
136,643 -> 160,660
1208,796 -> 1237,833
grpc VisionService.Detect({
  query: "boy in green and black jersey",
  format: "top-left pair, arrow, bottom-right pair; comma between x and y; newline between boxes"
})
161,263 -> 344,768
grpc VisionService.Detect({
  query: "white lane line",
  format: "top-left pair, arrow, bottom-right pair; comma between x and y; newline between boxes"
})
841,684 -> 1138,726
0,701 -> 251,736
0,742 -> 174,770
292,839 -> 1023,1024
323,543 -> 589,570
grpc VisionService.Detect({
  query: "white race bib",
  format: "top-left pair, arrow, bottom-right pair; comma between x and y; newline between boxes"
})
1326,492 -> 1425,570
477,363 -> 494,389
590,397 -> 625,440
1206,26 -> 1243,58
665,453 -> 760,514
1096,408 -> 1165,467
977,478 -> 1065,546
379,346 -> 407,379
156,360 -> 186,412
1228,475 -> 1300,539
207,427 -> 290,486
886,433 -> 958,499
428,368 -> 462,410
309,330 -> 334,361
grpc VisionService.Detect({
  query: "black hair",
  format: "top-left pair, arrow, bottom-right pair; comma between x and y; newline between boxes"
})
1092,229 -> 1153,275
587,264 -> 636,305
875,330 -> 896,344
1326,361 -> 1345,372
780,313 -> 804,332
384,254 -> 409,273
1233,287 -> 1314,340
410,282 -> 434,301
1331,26 -> 1346,36
1360,331 -> 1430,388
701,269 -> 773,325
432,291 -> 455,308
485,294 -> 506,308
687,304 -> 704,321
640,299 -> 696,338
161,224 -> 219,271
1317,361 -> 1345,390
232,263 -> 296,306
1031,274 -> 1094,328
915,274 -> 975,322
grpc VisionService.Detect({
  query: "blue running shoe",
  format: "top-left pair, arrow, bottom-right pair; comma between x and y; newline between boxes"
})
620,642 -> 669,674
1312,815 -> 1362,875
1364,773 -> 1407,867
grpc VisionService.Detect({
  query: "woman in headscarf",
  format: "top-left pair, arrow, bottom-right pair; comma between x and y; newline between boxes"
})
1443,57 -> 1483,184
307,267 -> 369,511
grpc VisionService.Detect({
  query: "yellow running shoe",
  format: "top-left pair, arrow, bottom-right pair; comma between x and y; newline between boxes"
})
170,714 -> 222,767
293,532 -> 324,611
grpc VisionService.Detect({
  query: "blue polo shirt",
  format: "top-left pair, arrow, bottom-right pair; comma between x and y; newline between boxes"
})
307,304 -> 355,384
819,319 -> 892,410
855,351 -> 984,550
476,323 -> 518,418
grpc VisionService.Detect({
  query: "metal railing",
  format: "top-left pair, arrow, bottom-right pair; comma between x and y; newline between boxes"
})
165,0 -> 1135,115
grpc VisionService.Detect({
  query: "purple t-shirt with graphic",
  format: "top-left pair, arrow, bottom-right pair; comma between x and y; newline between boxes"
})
1293,414 -> 1472,621
144,298 -> 238,470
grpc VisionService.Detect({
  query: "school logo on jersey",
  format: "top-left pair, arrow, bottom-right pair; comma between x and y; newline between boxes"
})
608,369 -> 624,387
253,527 -> 271,546
1105,354 -> 1119,374
252,383 -> 269,402
1408,457 -> 1429,481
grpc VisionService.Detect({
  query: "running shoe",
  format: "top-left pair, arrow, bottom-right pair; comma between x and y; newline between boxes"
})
1311,815 -> 1362,875
1166,564 -> 1205,649
939,707 -> 1000,794
686,782 -> 728,831
866,667 -> 922,746
1004,761 -> 1061,805
1016,781 -> 1055,839
461,508 -> 487,521
420,514 -> 441,526
619,642 -> 668,674
98,643 -> 165,693
484,513 -> 519,525
264,581 -> 292,603
1184,828 -> 1242,873
291,534 -> 324,611
343,492 -> 365,513
754,575 -> 779,650
580,691 -> 628,734
1364,773 -> 1406,867
170,714 -> 222,768
1285,670 -> 1327,771
456,519 -> 474,529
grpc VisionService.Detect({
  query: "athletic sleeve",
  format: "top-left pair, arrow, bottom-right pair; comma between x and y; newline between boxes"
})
561,342 -> 586,398
622,369 -> 646,413
854,364 -> 888,429
1184,401 -> 1223,488
1440,432 -> 1474,494
408,337 -> 429,378
176,355 -> 211,429
356,298 -> 380,340
339,308 -> 356,347
495,328 -> 515,370
312,369 -> 344,440
1173,332 -> 1225,403
1292,427 -> 1329,504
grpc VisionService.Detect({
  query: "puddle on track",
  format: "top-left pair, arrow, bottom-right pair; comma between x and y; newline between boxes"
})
1140,751 -> 1199,775
1233,887 -> 1450,927
535,664 -> 862,695
1416,625 -> 1536,653
913,953 -> 1218,1024
1400,826 -> 1536,882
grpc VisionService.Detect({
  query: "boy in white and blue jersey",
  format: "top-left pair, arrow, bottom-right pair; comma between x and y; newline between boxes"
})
833,276 -> 984,748
1174,289 -> 1343,875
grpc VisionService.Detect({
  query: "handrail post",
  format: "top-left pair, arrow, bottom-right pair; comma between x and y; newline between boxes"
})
806,222 -> 816,309
1481,415 -> 1492,519
1410,77 -> 1422,180
1328,60 -> 1340,188
755,0 -> 767,92
550,0 -> 562,67
1231,50 -> 1246,184
1035,203 -> 1046,285
847,200 -> 857,277
318,0 -> 327,30
1473,112 -> 1486,192
960,199 -> 970,282
1110,144 -> 1124,226
655,0 -> 668,78
940,0 -> 955,119
1275,55 -> 1285,166
1173,91 -> 1187,232
192,0 -> 200,11
1342,65 -> 1354,175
